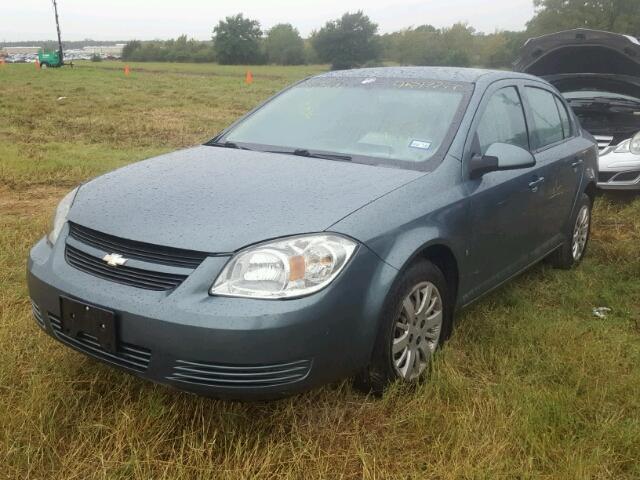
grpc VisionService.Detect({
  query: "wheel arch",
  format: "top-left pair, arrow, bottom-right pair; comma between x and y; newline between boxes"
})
354,239 -> 462,393
396,240 -> 461,308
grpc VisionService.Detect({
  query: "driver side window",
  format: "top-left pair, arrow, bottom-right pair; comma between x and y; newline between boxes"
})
476,86 -> 529,155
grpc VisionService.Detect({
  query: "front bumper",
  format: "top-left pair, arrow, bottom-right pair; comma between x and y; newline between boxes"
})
597,150 -> 640,190
27,231 -> 398,399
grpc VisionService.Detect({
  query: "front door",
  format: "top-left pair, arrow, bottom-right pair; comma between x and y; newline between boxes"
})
463,83 -> 539,302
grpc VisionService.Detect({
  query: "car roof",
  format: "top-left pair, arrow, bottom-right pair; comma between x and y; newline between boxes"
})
314,66 -> 541,85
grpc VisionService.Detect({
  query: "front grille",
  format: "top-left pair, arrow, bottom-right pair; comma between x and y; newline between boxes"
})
65,245 -> 187,291
49,314 -> 151,372
167,358 -> 312,389
69,222 -> 208,269
31,300 -> 45,328
594,135 -> 614,152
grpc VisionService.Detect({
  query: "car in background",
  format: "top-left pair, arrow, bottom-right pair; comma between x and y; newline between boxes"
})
28,67 -> 598,399
515,28 -> 640,190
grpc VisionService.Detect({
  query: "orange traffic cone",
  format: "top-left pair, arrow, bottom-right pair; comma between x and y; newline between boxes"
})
124,64 -> 130,76
35,59 -> 41,70
245,70 -> 253,84
0,58 -> 5,67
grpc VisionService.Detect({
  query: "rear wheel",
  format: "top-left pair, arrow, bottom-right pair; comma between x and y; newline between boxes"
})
40,63 -> 49,69
550,193 -> 592,269
354,259 -> 452,395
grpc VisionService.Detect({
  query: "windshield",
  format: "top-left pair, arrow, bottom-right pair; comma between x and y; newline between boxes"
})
217,76 -> 472,170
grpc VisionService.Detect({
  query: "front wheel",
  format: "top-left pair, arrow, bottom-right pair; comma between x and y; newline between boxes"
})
354,259 -> 452,395
550,193 -> 592,269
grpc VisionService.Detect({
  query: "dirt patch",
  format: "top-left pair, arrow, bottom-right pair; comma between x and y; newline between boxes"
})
0,185 -> 68,217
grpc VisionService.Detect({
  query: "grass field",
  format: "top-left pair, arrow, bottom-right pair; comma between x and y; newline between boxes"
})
1,61 -> 639,479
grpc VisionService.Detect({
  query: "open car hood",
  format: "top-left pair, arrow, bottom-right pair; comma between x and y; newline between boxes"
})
514,29 -> 640,77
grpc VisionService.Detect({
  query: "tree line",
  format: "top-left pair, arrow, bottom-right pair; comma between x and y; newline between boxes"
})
122,0 -> 640,69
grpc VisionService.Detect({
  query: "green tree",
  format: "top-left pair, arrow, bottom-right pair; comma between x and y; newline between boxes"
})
303,38 -> 319,64
265,24 -> 305,65
311,11 -> 380,70
385,23 -> 475,67
213,14 -> 263,65
476,31 -> 529,69
122,40 -> 142,60
391,26 -> 443,65
121,37 -> 215,63
475,33 -> 504,68
439,23 -> 475,67
527,0 -> 640,36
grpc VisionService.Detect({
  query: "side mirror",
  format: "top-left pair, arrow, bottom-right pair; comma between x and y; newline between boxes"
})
469,143 -> 536,179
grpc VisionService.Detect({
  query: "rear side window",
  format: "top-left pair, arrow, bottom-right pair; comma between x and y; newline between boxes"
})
554,96 -> 572,139
476,86 -> 529,155
525,87 -> 564,149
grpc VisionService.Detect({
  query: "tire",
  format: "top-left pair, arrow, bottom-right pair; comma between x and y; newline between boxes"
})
40,63 -> 48,69
354,259 -> 453,395
549,193 -> 592,269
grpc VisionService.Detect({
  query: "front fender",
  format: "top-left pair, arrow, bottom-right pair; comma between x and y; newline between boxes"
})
330,162 -> 470,302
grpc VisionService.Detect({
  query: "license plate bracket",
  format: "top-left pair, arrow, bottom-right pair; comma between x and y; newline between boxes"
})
60,297 -> 117,353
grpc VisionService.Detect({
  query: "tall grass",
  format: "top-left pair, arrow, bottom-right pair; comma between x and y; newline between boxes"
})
1,62 -> 639,479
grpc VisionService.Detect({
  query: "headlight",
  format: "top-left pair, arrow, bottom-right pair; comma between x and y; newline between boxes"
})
630,132 -> 640,155
47,187 -> 79,246
615,133 -> 640,154
614,139 -> 630,153
211,234 -> 357,299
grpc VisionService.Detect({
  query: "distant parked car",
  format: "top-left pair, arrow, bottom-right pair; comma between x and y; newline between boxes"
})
516,28 -> 640,190
28,67 -> 598,399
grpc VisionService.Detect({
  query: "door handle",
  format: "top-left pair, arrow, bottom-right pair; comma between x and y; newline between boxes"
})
571,158 -> 584,168
528,177 -> 545,191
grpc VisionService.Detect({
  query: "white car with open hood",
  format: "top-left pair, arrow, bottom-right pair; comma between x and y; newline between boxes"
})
515,28 -> 640,190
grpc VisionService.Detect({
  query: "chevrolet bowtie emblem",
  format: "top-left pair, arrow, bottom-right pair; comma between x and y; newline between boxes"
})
102,253 -> 128,267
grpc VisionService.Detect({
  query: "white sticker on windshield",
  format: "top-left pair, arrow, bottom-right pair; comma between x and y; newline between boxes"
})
409,140 -> 432,150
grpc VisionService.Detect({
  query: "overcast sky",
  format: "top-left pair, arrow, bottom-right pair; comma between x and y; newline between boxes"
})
4,0 -> 536,42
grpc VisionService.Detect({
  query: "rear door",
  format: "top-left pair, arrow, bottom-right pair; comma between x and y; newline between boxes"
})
521,85 -> 584,253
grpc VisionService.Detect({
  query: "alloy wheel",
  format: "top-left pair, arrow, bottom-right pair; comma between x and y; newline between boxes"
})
572,205 -> 590,261
392,281 -> 443,381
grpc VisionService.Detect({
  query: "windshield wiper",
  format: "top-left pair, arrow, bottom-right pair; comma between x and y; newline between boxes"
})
206,140 -> 253,150
267,148 -> 352,162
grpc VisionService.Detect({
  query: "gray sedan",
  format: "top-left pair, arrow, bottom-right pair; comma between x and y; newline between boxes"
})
28,67 -> 598,398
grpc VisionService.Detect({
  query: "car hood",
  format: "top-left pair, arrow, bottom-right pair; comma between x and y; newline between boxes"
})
69,146 -> 423,253
514,28 -> 640,77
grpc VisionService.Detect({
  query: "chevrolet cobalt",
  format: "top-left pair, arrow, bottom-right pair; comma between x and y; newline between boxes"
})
28,67 -> 598,398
